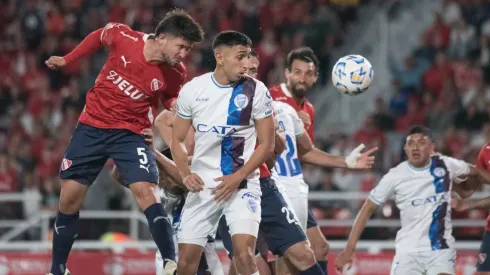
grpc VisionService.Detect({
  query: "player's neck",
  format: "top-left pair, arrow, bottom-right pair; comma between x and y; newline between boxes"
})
143,40 -> 166,64
213,69 -> 235,86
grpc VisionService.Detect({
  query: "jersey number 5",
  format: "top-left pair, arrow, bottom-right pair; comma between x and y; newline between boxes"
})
137,147 -> 148,165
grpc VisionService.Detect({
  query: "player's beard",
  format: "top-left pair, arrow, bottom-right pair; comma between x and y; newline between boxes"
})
290,82 -> 309,98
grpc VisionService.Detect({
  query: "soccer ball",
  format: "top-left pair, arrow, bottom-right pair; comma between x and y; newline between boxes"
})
331,54 -> 373,96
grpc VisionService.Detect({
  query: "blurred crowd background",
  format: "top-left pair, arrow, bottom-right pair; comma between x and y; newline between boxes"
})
1,0 -> 490,243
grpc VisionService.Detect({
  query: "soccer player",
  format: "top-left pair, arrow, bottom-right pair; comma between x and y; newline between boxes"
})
335,125 -> 490,275
268,47 -> 340,273
451,142 -> 490,274
44,10 -> 204,275
171,30 -> 274,275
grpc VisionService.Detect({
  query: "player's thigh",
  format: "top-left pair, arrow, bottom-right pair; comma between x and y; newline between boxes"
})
258,179 -> 307,256
60,122 -> 109,186
217,215 -> 234,259
478,232 -> 490,272
425,249 -> 456,275
178,190 -> 223,247
390,254 -> 424,275
107,130 -> 159,187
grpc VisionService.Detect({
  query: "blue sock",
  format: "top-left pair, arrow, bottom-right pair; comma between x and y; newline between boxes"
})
318,260 -> 328,274
300,263 -> 325,275
144,203 -> 176,263
50,211 -> 79,275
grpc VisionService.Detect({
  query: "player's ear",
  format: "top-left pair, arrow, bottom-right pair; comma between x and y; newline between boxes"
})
214,49 -> 224,66
284,68 -> 290,80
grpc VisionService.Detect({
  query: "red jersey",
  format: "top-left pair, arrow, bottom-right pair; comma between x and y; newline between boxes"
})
64,23 -> 186,134
476,143 -> 490,231
269,83 -> 315,142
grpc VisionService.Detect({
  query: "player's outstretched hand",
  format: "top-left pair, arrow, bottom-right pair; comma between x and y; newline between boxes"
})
45,56 -> 66,70
451,196 -> 469,212
335,250 -> 354,273
182,173 -> 204,193
212,174 -> 243,202
345,144 -> 378,169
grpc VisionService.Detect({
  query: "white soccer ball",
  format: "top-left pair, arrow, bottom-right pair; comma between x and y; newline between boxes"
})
331,54 -> 373,96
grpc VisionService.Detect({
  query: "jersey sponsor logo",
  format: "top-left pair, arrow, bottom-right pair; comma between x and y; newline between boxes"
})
234,94 -> 249,110
150,78 -> 164,91
106,71 -> 148,100
61,158 -> 72,171
120,31 -> 138,41
275,96 -> 288,101
411,192 -> 449,207
241,192 -> 259,200
196,124 -> 238,136
479,253 -> 487,264
196,97 -> 209,102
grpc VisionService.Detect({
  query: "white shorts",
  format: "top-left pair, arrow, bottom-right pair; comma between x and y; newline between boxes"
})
177,186 -> 262,247
285,194 -> 308,231
391,249 -> 456,275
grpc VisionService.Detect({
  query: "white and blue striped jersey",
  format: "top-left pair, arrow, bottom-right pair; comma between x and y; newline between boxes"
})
369,155 -> 470,253
271,101 -> 309,197
176,72 -> 273,188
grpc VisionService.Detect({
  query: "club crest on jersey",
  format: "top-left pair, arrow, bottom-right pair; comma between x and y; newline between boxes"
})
480,253 -> 487,264
151,78 -> 164,92
234,94 -> 249,110
433,167 -> 446,177
247,199 -> 258,213
61,158 -> 72,171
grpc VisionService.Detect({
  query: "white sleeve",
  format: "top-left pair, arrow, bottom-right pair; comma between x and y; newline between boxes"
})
175,81 -> 194,119
253,82 -> 273,120
443,156 -> 470,183
290,110 -> 305,137
369,170 -> 396,205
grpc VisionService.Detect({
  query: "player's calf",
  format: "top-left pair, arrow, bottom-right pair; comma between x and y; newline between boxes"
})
307,225 -> 330,274
50,180 -> 89,275
284,241 -> 324,274
231,234 -> 259,275
130,182 -> 176,271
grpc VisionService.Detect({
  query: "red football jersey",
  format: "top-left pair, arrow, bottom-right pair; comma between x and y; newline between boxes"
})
269,83 -> 315,142
77,23 -> 186,134
476,143 -> 490,231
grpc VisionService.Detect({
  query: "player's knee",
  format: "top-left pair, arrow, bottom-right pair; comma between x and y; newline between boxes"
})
130,182 -> 158,209
285,242 -> 317,270
177,258 -> 199,274
312,239 -> 329,259
233,250 -> 256,268
59,179 -> 88,213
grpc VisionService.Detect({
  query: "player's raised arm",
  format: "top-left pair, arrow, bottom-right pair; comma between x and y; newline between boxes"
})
335,171 -> 395,272
46,23 -> 128,69
296,131 -> 377,169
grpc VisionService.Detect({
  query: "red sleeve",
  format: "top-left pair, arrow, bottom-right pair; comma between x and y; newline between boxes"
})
476,145 -> 488,169
64,28 -> 103,64
307,105 -> 315,142
100,22 -> 132,48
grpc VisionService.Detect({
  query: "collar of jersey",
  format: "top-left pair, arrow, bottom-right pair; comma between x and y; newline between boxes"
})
408,158 -> 432,171
211,74 -> 237,88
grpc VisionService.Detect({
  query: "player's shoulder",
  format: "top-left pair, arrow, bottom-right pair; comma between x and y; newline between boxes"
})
479,142 -> 490,156
268,84 -> 286,99
182,72 -> 212,90
384,161 -> 411,179
273,101 -> 296,116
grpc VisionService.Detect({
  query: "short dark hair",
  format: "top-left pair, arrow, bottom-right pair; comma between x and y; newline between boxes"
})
154,9 -> 204,43
286,47 -> 319,71
212,31 -> 252,49
407,125 -> 433,140
250,48 -> 259,60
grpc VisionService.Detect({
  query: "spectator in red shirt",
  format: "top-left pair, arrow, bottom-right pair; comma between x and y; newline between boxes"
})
423,51 -> 452,98
395,99 -> 426,133
0,152 -> 17,192
354,116 -> 386,151
425,13 -> 451,49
